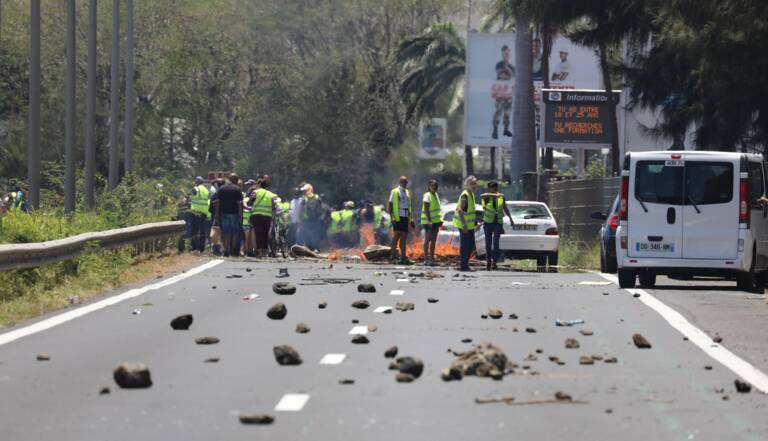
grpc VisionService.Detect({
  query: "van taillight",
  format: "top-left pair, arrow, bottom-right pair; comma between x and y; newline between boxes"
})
608,214 -> 619,230
619,176 -> 629,221
740,179 -> 749,223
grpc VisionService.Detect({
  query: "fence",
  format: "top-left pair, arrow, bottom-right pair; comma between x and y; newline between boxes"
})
547,177 -> 620,242
0,220 -> 185,272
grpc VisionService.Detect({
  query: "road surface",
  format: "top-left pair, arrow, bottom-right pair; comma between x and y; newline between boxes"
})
1,259 -> 767,440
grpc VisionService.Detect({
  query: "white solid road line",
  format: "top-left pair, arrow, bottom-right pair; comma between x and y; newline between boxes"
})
597,272 -> 768,394
319,353 -> 346,365
0,259 -> 224,347
275,393 -> 310,411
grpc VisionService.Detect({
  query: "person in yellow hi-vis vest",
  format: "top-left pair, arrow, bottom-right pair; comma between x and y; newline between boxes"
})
189,176 -> 210,252
420,179 -> 442,266
480,181 -> 514,270
388,176 -> 415,264
250,175 -> 278,258
454,175 -> 478,271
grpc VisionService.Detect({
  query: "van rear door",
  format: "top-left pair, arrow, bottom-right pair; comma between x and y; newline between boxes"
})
681,160 -> 738,259
628,158 -> 684,258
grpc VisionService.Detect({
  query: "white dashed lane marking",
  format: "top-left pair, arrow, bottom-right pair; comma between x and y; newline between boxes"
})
319,353 -> 346,365
348,326 -> 369,335
274,394 -> 310,411
389,290 -> 405,296
373,306 -> 393,313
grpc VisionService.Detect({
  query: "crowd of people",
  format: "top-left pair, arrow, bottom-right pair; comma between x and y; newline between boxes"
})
0,185 -> 29,214
185,172 -> 514,272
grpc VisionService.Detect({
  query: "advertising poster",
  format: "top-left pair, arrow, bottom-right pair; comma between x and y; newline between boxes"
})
463,32 -> 517,147
418,118 -> 447,159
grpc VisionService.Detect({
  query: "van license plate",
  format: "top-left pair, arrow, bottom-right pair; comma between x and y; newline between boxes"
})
665,160 -> 684,167
636,242 -> 675,252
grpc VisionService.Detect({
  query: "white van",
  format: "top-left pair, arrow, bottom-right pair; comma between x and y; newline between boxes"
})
615,151 -> 768,291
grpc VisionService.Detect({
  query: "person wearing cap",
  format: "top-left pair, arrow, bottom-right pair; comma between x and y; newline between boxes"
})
388,176 -> 415,264
420,179 -> 442,266
189,176 -> 210,252
480,181 -> 514,270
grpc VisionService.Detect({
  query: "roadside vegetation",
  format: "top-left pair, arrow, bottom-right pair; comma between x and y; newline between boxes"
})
507,237 -> 600,272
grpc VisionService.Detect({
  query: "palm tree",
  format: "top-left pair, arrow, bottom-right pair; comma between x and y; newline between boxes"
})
395,22 -> 472,172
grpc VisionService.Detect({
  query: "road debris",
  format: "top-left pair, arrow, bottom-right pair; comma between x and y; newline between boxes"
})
272,282 -> 296,295
226,274 -> 243,279
734,379 -> 752,393
238,413 -> 275,425
99,386 -> 110,395
351,335 -> 370,344
555,319 -> 584,327
367,325 -> 378,332
36,353 -> 50,361
591,354 -> 603,361
195,336 -> 220,345
579,356 -> 594,365
295,323 -> 310,334
632,293 -> 641,298
579,329 -> 594,336
358,283 -> 376,293
441,366 -> 464,381
632,333 -> 652,349
301,277 -> 357,286
363,244 -> 392,261
488,308 -> 503,319
604,356 -> 618,363
509,313 -> 518,319
113,362 -> 152,388
565,338 -> 580,349
204,357 -> 220,363
427,297 -> 439,303
318,301 -> 327,309
713,335 -> 723,343
277,268 -> 290,278
395,372 -> 415,382
396,301 -> 415,311
384,346 -> 398,358
290,244 -> 323,258
397,356 -> 424,378
243,294 -> 260,301
525,327 -> 537,333
132,308 -> 142,315
170,314 -> 193,330
461,338 -> 472,343
338,379 -> 355,385
475,395 -> 515,404
267,303 -> 287,320
524,353 -> 537,361
446,342 -> 509,380
273,345 -> 302,365
351,300 -> 370,309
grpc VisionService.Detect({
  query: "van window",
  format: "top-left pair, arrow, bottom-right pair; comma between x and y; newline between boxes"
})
685,162 -> 733,205
748,162 -> 764,205
635,161 -> 684,205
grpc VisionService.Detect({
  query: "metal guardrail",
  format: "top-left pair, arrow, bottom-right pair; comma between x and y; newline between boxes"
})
0,220 -> 185,272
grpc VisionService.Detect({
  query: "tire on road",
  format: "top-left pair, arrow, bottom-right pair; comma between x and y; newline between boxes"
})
548,252 -> 558,273
618,269 -> 636,289
737,248 -> 758,293
638,271 -> 656,288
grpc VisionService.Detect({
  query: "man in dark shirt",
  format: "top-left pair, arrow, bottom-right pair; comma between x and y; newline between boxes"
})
492,45 -> 515,139
215,173 -> 244,257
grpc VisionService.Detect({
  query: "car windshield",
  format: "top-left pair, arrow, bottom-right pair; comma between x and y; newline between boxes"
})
508,203 -> 550,219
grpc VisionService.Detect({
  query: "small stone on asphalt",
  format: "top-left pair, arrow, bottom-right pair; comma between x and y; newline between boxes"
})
195,336 -> 219,345
735,379 -> 752,393
36,353 -> 50,361
396,301 -> 415,312
318,301 -> 327,309
351,299 -> 370,309
239,413 -> 274,425
113,362 -> 152,388
267,303 -> 287,320
565,338 -> 580,349
632,333 -> 652,349
357,284 -> 376,293
579,329 -> 594,336
170,314 -> 193,330
397,356 -> 424,378
339,379 -> 355,385
384,346 -> 398,358
579,356 -> 594,365
427,297 -> 439,303
99,386 -> 110,395
273,345 -> 302,365
525,327 -> 536,333
488,308 -> 503,319
204,357 -> 220,363
351,335 -> 369,344
395,372 -> 415,383
295,323 -> 310,334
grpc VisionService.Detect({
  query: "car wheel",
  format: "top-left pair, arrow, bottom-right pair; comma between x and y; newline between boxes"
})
638,271 -> 656,288
737,249 -> 759,293
605,253 -> 618,274
618,269 -> 636,288
600,248 -> 607,273
548,252 -> 558,273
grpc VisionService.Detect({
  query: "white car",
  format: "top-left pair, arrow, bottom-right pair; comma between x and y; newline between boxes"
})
616,150 -> 768,292
436,200 -> 560,270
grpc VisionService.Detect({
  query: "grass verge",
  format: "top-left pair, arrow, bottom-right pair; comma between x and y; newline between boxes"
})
0,248 -> 199,328
502,236 -> 600,273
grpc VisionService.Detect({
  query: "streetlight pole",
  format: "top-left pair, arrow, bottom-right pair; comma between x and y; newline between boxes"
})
27,0 -> 41,210
64,0 -> 76,213
108,0 -> 120,189
124,0 -> 134,175
84,0 -> 97,209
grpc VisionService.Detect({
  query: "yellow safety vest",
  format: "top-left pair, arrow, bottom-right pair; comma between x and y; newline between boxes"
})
252,188 -> 274,218
327,211 -> 342,235
340,209 -> 356,233
390,187 -> 412,222
190,185 -> 210,217
482,194 -> 505,224
243,196 -> 252,226
420,191 -> 441,225
453,190 -> 477,230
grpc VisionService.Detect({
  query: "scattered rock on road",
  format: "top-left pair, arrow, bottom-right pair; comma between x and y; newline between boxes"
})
384,346 -> 398,358
396,301 -> 415,312
273,345 -> 302,365
363,244 -> 392,261
295,323 -> 310,334
318,301 -> 327,309
554,391 -> 572,401
447,342 -> 509,380
632,333 -> 652,349
713,335 -> 723,343
357,283 -> 376,293
488,308 -> 503,319
99,386 -> 110,395
525,327 -> 537,333
272,282 -> 296,295
351,299 -> 370,309
579,356 -> 594,365
427,297 -> 439,303
441,366 -> 464,381
368,325 -> 378,332
195,336 -> 220,345
735,379 -> 752,393
239,413 -> 274,425
461,338 -> 472,343
604,356 -> 618,363
170,314 -> 193,330
204,357 -> 220,363
351,335 -> 369,344
267,303 -> 287,320
579,329 -> 594,336
36,353 -> 50,361
565,338 -> 580,349
339,378 -> 355,385
397,357 -> 424,378
113,362 -> 152,388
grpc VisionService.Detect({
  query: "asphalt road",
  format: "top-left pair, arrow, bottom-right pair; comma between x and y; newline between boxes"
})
1,259 -> 767,441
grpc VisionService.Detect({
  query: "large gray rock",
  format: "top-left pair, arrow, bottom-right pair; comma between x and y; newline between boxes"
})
396,356 -> 424,378
267,303 -> 287,320
363,245 -> 392,261
170,314 -> 193,330
351,299 -> 370,309
113,362 -> 152,388
273,345 -> 302,365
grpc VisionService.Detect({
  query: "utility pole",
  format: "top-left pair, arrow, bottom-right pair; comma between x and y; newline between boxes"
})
27,0 -> 41,210
84,0 -> 97,209
124,0 -> 134,175
108,0 -> 120,189
64,0 -> 76,213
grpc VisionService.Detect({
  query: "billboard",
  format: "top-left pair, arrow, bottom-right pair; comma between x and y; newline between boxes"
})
541,89 -> 620,148
463,32 -> 517,147
417,118 -> 447,159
